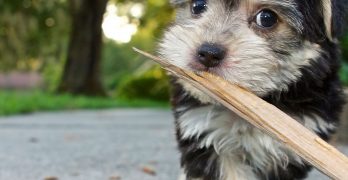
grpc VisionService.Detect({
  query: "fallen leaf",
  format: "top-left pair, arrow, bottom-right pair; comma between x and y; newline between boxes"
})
109,175 -> 121,180
141,166 -> 156,176
44,176 -> 58,180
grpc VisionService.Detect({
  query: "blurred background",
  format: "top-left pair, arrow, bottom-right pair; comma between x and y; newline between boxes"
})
0,0 -> 175,115
0,0 -> 347,180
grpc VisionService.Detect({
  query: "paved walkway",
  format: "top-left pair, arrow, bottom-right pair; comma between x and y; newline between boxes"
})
0,109 -> 345,180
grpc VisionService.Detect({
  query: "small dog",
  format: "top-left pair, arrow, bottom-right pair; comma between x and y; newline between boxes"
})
159,0 -> 346,180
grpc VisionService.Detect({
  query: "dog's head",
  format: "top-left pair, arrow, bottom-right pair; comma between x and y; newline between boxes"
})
159,0 -> 346,103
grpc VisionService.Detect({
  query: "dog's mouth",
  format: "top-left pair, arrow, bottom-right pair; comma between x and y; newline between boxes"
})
187,65 -> 233,88
187,61 -> 224,75
186,59 -> 269,98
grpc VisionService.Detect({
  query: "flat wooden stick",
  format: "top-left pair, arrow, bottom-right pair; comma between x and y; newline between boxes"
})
133,47 -> 348,180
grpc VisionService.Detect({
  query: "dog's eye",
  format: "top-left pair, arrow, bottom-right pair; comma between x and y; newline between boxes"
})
255,10 -> 278,28
191,0 -> 207,15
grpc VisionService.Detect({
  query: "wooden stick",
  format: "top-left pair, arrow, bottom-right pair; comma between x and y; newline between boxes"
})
133,47 -> 348,180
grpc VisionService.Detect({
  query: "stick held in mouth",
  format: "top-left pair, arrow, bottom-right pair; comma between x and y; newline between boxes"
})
133,47 -> 348,179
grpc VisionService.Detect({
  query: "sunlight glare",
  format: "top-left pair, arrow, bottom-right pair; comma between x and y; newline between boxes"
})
130,3 -> 144,18
102,3 -> 138,43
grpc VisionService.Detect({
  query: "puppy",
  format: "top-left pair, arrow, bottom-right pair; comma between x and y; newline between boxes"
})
159,0 -> 346,180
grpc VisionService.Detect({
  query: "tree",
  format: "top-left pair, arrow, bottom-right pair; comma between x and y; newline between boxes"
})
58,0 -> 108,96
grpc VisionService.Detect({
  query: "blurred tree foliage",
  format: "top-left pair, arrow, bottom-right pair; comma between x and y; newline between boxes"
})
103,0 -> 174,100
340,34 -> 348,86
0,0 -> 174,95
116,65 -> 170,101
339,17 -> 348,86
102,0 -> 174,90
0,0 -> 69,71
0,0 -> 69,92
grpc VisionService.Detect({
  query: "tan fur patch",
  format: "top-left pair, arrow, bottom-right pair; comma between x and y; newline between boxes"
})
321,0 -> 333,40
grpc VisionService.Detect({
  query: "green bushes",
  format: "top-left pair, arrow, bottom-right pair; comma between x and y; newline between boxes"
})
116,65 -> 170,102
340,62 -> 348,86
341,33 -> 348,86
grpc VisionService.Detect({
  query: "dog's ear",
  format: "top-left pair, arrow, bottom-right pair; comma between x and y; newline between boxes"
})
321,0 -> 348,40
320,0 -> 333,40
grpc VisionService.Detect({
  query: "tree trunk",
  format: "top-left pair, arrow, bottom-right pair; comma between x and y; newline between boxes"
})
58,0 -> 108,96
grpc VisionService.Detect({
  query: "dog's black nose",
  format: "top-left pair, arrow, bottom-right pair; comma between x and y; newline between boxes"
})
197,43 -> 226,68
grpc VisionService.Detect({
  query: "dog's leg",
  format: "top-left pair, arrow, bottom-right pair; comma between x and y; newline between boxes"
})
178,169 -> 203,180
178,174 -> 185,180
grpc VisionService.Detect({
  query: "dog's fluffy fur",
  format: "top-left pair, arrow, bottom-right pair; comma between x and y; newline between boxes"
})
159,0 -> 347,179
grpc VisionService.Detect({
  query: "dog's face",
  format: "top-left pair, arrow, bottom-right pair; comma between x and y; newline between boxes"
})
159,0 -> 336,103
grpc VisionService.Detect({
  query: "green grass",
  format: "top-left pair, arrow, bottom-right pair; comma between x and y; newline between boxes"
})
0,90 -> 169,116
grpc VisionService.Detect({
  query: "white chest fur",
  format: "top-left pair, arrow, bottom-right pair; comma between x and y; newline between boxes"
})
177,105 -> 335,180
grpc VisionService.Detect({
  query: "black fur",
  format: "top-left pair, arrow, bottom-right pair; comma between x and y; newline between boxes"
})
177,134 -> 221,180
265,163 -> 313,180
170,1 -> 347,180
171,78 -> 221,180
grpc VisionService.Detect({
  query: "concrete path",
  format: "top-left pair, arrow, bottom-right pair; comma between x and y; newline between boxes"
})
0,109 -> 345,180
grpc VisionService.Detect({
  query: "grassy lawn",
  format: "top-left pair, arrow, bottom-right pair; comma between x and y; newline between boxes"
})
0,90 -> 169,116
